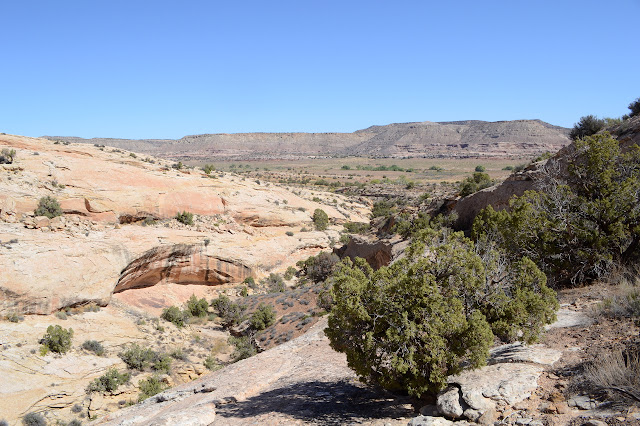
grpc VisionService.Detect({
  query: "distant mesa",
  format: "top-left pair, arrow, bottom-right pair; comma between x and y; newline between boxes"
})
43,119 -> 570,161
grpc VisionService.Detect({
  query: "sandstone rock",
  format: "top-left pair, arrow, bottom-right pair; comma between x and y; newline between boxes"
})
489,343 -> 562,366
546,308 -> 592,329
334,234 -> 407,268
34,215 -> 50,228
582,420 -> 607,426
50,215 -> 65,230
567,395 -> 599,410
407,416 -> 456,426
437,386 -> 464,419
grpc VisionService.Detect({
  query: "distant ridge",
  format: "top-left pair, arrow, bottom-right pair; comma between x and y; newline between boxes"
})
43,119 -> 570,161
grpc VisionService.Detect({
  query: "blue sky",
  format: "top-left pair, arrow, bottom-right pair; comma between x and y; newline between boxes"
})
2,0 -> 639,139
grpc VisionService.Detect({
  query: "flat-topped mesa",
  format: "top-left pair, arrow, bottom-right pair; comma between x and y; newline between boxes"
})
114,244 -> 253,293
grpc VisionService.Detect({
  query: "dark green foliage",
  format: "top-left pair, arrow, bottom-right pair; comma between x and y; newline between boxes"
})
86,367 -> 130,393
34,196 -> 63,219
211,294 -> 246,328
138,375 -> 167,401
0,148 -> 16,164
249,303 -> 276,331
628,97 -> 640,118
473,133 -> 640,286
370,200 -> 395,218
41,325 -> 73,354
283,266 -> 297,280
474,165 -> 486,172
343,221 -> 369,234
174,211 -> 194,225
569,114 -> 606,140
81,340 -> 105,356
204,355 -> 220,370
262,273 -> 285,293
119,343 -> 169,372
202,164 -> 215,174
22,412 -> 46,426
285,231 -> 294,236
228,336 -> 257,361
161,306 -> 188,327
297,252 -> 340,283
533,151 -> 553,162
312,208 -> 329,230
459,172 -> 493,197
326,228 -> 557,397
243,276 -> 257,289
186,294 -> 209,318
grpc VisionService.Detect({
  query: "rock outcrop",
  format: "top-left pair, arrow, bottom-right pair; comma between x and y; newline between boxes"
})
334,234 -> 408,269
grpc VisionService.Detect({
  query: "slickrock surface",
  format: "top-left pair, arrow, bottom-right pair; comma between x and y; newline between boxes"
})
0,133 -> 369,315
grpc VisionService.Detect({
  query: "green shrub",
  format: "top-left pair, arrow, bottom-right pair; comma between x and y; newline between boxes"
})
228,336 -> 257,361
0,148 -> 16,164
459,172 -> 493,197
569,114 -> 606,140
161,306 -> 188,328
34,196 -> 63,219
285,231 -> 294,237
370,200 -> 395,219
473,133 -> 640,286
475,165 -> 486,172
22,412 -> 46,426
326,228 -> 557,397
262,273 -> 285,293
312,208 -> 329,231
243,276 -> 257,289
169,348 -> 187,361
297,252 -> 340,283
343,221 -> 369,234
41,325 -> 73,355
151,353 -> 172,373
283,266 -> 297,281
138,375 -> 167,401
202,164 -> 215,174
119,343 -> 157,371
174,211 -> 194,225
211,294 -> 246,328
186,294 -> 209,318
204,355 -> 221,371
86,367 -> 130,393
629,97 -> 640,118
81,340 -> 105,356
249,304 -> 276,331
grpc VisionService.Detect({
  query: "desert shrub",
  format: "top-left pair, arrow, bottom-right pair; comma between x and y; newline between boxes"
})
41,325 -> 73,355
243,276 -> 257,289
370,200 -> 395,219
532,151 -> 553,162
160,306 -> 188,328
151,353 -> 172,373
629,97 -> 640,118
7,312 -> 24,322
81,340 -> 105,356
138,375 -> 167,401
86,367 -> 130,393
204,354 -> 221,371
474,165 -> 485,172
169,347 -> 187,361
249,303 -> 276,331
326,228 -> 557,397
262,273 -> 285,293
343,221 -> 369,234
459,172 -> 493,197
22,412 -> 46,426
596,284 -> 640,319
473,133 -> 640,286
202,164 -> 215,174
569,114 -> 606,140
228,336 -> 257,361
34,195 -> 63,219
211,294 -> 246,328
0,148 -> 16,164
583,346 -> 640,403
283,266 -> 297,281
186,294 -> 209,318
119,343 -> 157,371
312,208 -> 329,231
285,231 -> 294,236
297,252 -> 340,283
174,211 -> 194,225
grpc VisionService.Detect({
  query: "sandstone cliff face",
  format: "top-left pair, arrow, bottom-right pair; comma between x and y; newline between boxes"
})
44,119 -> 570,161
0,133 -> 369,315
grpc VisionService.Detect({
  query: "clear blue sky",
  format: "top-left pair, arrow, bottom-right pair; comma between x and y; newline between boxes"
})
2,0 -> 639,139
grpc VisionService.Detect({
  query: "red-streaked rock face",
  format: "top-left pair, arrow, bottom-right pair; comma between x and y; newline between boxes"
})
114,244 -> 253,293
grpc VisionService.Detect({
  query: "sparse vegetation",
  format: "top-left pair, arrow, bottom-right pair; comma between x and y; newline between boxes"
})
81,340 -> 105,356
40,325 -> 73,355
297,252 -> 339,283
161,306 -> 188,328
228,336 -> 257,361
459,172 -> 493,197
174,211 -> 194,225
34,195 -> 63,219
370,200 -> 395,219
0,148 -> 16,164
211,294 -> 246,328
185,294 -> 209,318
86,368 -> 130,393
138,375 -> 167,401
22,412 -> 46,426
583,346 -> 640,403
249,303 -> 276,331
119,343 -> 170,372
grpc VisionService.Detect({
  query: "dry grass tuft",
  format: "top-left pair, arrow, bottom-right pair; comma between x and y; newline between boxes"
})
584,347 -> 640,403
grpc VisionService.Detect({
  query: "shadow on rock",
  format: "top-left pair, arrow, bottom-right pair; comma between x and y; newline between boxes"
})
215,380 -> 414,425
